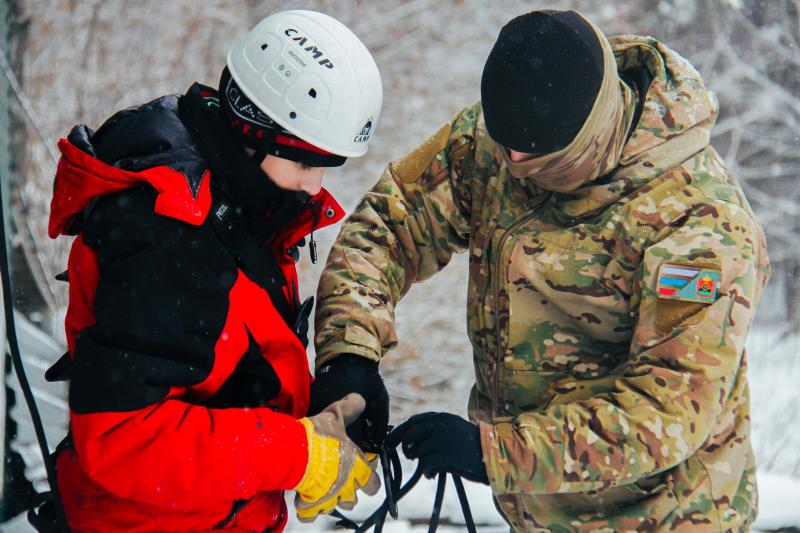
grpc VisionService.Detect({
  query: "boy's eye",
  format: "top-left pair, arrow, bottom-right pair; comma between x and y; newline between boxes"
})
299,163 -> 313,171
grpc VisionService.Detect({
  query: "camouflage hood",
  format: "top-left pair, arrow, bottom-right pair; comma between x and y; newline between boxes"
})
503,32 -> 720,219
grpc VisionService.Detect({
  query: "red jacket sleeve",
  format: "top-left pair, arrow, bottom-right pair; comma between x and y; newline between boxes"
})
70,401 -> 308,509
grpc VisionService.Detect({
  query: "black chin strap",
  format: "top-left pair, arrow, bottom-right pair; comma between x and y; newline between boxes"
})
332,426 -> 477,533
250,134 -> 276,166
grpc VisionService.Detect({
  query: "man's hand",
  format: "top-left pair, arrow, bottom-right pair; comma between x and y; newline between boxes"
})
294,393 -> 381,522
388,412 -> 489,485
309,355 -> 389,452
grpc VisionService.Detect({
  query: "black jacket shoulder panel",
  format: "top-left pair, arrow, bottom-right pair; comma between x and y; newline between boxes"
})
90,94 -> 208,197
82,186 -> 168,252
72,186 -> 237,413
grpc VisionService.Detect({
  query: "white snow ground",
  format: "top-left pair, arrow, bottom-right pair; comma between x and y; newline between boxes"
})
280,470 -> 800,532
2,470 -> 799,532
6,472 -> 795,531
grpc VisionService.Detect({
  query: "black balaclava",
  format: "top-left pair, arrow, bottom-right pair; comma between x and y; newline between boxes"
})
481,10 -> 605,154
178,82 -> 309,239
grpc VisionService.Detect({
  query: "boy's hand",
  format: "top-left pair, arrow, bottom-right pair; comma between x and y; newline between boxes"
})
294,393 -> 381,521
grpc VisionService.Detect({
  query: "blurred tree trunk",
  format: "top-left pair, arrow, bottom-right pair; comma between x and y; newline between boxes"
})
0,0 -> 10,510
1,0 -> 38,520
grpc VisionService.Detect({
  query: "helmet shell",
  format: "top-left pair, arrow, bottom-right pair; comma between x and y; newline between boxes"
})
227,10 -> 382,157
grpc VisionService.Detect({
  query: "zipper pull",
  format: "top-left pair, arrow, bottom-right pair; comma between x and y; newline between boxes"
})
309,200 -> 320,264
310,231 -> 318,264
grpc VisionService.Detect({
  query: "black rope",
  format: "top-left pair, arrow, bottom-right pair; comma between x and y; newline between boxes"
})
428,473 -> 447,533
452,474 -> 476,530
0,185 -> 70,532
332,427 -> 477,533
380,444 -> 399,519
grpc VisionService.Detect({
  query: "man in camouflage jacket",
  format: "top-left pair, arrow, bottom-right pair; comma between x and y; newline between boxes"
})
311,10 -> 770,532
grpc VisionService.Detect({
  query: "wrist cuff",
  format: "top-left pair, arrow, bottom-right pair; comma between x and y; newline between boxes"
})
294,418 -> 340,501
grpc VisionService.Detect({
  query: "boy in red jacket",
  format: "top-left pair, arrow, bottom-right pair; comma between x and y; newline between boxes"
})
47,10 -> 382,532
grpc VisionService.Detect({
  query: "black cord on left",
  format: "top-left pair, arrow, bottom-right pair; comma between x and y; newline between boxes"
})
0,183 -> 70,532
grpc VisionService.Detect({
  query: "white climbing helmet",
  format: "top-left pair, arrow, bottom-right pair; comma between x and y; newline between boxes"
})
227,10 -> 383,158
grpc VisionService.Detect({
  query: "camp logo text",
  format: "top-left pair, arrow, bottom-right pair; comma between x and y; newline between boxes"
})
284,28 -> 334,69
354,118 -> 373,143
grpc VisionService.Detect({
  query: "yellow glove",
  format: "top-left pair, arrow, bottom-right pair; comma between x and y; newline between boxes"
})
294,393 -> 381,521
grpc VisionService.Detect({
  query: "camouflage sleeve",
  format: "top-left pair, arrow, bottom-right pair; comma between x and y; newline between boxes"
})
480,199 -> 770,494
314,103 -> 479,366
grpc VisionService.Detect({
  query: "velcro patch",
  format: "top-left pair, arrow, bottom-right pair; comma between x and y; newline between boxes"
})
392,122 -> 451,184
657,263 -> 720,304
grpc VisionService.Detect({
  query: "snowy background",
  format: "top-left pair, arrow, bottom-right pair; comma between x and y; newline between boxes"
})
1,0 -> 799,530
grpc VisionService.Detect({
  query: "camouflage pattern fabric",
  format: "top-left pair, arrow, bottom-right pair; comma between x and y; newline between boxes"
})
314,26 -> 770,532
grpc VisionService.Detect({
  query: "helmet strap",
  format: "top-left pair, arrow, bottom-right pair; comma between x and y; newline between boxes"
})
250,135 -> 277,166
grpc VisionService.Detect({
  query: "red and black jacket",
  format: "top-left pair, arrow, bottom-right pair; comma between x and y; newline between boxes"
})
48,86 -> 344,532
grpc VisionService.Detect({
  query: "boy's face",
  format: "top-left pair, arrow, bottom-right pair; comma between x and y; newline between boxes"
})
261,155 -> 326,196
245,149 -> 327,196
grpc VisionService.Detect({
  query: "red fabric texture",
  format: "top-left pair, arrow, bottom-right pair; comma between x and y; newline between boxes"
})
57,449 -> 289,533
49,139 -> 345,532
63,235 -> 99,356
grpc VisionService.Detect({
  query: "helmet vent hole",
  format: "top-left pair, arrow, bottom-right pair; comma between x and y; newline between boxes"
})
308,88 -> 317,99
260,43 -> 268,51
289,111 -> 297,119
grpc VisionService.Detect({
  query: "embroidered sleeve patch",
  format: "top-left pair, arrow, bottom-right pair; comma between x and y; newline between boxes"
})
657,263 -> 720,304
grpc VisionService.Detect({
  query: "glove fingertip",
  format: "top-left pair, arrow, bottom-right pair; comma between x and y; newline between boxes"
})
353,455 -> 381,495
385,421 -> 412,447
423,469 -> 437,480
337,486 -> 359,511
294,506 -> 318,523
339,499 -> 357,511
363,470 -> 381,496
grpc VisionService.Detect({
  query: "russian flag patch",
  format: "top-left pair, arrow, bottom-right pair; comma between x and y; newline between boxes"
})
656,263 -> 720,304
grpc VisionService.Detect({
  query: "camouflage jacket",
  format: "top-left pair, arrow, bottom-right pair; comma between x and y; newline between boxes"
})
315,35 -> 770,532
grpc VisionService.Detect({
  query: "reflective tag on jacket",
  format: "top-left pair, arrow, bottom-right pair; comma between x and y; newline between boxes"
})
657,263 -> 720,304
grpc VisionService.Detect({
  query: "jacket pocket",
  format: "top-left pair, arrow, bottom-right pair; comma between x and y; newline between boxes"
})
504,235 -> 629,379
497,354 -> 568,415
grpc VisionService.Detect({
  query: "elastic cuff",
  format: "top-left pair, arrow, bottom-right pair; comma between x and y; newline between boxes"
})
294,419 -> 342,502
294,419 -> 320,493
315,325 -> 382,369
316,345 -> 380,369
283,416 -> 314,491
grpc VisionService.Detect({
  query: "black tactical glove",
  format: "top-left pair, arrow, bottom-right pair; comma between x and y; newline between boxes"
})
387,412 -> 489,485
309,355 -> 389,453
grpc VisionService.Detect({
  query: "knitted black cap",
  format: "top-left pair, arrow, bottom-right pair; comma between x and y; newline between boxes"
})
481,10 -> 605,154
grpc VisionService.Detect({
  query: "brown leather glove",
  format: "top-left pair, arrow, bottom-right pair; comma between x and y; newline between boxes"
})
294,393 -> 381,521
